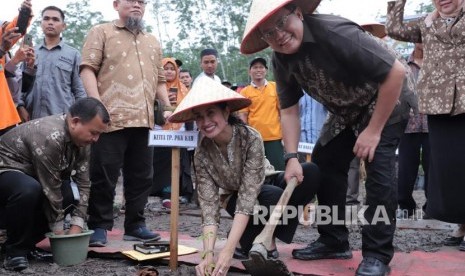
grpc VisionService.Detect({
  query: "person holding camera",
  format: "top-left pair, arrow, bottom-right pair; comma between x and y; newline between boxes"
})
0,0 -> 32,136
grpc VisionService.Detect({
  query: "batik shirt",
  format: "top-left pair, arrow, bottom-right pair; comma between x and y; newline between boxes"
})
0,114 -> 90,230
387,0 -> 465,115
194,124 -> 265,226
81,21 -> 166,132
273,14 -> 416,145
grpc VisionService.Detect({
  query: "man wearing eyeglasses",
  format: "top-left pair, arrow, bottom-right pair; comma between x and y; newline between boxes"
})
80,0 -> 172,247
241,1 -> 416,275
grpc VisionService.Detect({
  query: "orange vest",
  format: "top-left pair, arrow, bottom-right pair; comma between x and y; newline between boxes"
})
0,18 -> 22,130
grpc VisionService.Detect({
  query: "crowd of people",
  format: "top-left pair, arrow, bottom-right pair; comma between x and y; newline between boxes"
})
0,0 -> 464,275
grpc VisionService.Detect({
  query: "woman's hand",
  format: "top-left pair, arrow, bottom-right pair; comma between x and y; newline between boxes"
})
195,253 -> 214,276
210,248 -> 233,276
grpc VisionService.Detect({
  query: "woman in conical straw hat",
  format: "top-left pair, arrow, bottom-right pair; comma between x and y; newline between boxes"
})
169,77 -> 320,276
241,1 -> 417,275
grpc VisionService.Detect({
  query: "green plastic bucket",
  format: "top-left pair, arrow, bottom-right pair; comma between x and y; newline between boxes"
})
45,230 -> 94,266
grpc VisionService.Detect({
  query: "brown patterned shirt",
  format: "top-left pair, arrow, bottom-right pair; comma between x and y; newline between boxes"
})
387,0 -> 465,115
0,114 -> 90,230
80,21 -> 166,131
273,14 -> 416,145
194,124 -> 266,227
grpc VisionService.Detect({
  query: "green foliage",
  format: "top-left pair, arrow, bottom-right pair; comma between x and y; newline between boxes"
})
27,0 -> 105,51
415,2 -> 434,14
62,0 -> 106,50
149,0 -> 274,85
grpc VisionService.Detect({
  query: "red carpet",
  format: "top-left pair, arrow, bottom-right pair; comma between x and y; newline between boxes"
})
37,229 -> 465,275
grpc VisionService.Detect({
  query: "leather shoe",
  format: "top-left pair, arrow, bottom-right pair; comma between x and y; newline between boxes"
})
233,247 -> 279,260
459,241 -> 465,251
443,236 -> 464,246
3,256 -> 29,271
28,247 -> 53,261
267,248 -> 279,259
355,257 -> 390,276
233,248 -> 248,260
292,240 -> 352,260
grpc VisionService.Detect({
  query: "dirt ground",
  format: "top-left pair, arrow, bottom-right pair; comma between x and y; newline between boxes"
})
0,183 -> 452,276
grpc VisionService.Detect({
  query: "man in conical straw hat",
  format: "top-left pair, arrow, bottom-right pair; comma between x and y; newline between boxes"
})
241,1 -> 417,275
169,77 -> 320,276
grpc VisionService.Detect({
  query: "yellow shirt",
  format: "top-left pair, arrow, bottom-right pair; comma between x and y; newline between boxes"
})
239,81 -> 282,141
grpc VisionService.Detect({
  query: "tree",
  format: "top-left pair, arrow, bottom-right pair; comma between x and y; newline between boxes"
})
150,0 -> 273,85
27,0 -> 105,51
415,2 -> 434,14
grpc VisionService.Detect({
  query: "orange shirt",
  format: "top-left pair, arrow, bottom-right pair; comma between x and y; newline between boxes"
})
0,18 -> 22,130
239,81 -> 282,141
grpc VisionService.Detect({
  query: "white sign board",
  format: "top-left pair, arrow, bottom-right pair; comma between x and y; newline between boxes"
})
148,130 -> 199,148
298,142 -> 315,154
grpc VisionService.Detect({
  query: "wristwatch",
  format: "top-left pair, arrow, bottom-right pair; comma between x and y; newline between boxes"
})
283,152 -> 299,164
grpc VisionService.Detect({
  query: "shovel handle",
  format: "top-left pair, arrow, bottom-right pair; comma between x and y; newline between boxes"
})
252,177 -> 298,247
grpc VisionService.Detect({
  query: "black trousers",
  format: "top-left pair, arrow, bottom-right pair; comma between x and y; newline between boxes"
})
312,121 -> 406,264
397,132 -> 430,213
87,128 -> 154,231
152,147 -> 193,199
426,114 -> 465,223
0,171 -> 74,257
0,125 -> 15,137
225,162 -> 320,252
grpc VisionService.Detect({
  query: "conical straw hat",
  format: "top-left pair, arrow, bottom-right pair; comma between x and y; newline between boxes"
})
360,22 -> 386,39
168,77 -> 252,123
241,0 -> 321,55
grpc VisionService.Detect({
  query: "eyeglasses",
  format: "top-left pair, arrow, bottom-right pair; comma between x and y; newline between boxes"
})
124,0 -> 148,6
260,8 -> 296,41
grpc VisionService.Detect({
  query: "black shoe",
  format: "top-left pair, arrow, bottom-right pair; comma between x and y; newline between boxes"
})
3,256 -> 29,271
292,240 -> 352,260
233,248 -> 248,260
396,209 -> 414,220
123,227 -> 161,242
233,247 -> 279,260
443,236 -> 464,246
355,257 -> 390,276
28,247 -> 53,261
459,241 -> 465,251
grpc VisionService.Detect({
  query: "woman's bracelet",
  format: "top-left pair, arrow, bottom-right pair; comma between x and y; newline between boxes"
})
201,250 -> 214,259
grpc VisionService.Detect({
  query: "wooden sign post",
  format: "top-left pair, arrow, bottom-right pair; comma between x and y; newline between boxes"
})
298,142 -> 315,224
148,130 -> 199,271
298,142 -> 315,162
